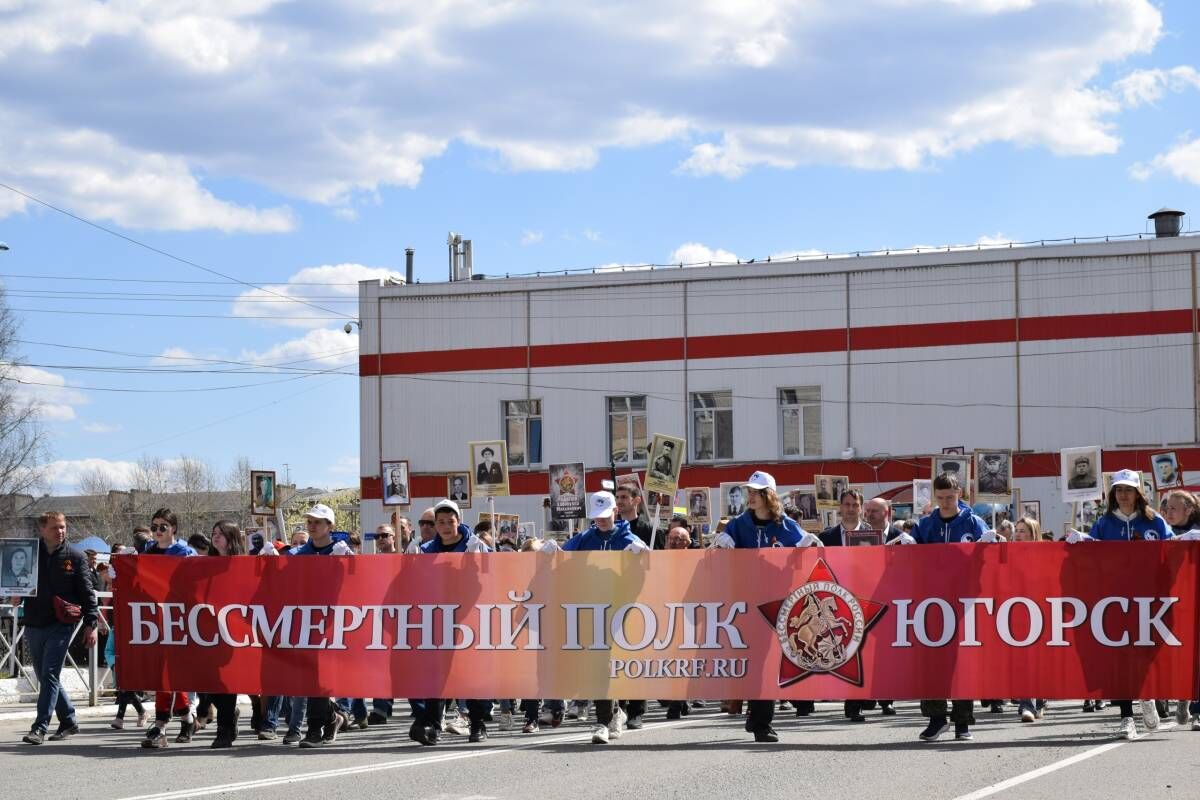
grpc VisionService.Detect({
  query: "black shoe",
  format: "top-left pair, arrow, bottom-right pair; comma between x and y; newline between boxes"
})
21,729 -> 45,745
1082,700 -> 1096,712
626,715 -> 644,730
955,723 -> 973,741
298,730 -> 326,748
468,724 -> 487,743
666,706 -> 682,721
753,726 -> 779,743
680,704 -> 690,716
919,717 -> 949,742
48,723 -> 80,741
210,732 -> 235,749
848,713 -> 867,723
795,708 -> 811,717
881,704 -> 897,716
368,711 -> 388,726
690,701 -> 705,708
409,722 -> 438,746
174,720 -> 195,744
988,703 -> 1003,713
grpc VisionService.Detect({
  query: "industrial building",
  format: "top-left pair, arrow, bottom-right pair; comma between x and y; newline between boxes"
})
358,213 -> 1198,537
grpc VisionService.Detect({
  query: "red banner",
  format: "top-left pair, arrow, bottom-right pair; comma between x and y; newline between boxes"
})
113,543 -> 1200,700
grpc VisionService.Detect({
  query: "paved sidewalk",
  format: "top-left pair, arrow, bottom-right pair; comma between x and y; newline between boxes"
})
0,699 -> 116,721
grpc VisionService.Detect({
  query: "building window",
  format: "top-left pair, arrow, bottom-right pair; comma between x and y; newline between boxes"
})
691,391 -> 733,461
607,396 -> 648,465
779,387 -> 821,458
503,400 -> 542,468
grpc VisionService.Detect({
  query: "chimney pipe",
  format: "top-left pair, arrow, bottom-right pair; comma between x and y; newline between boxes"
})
1148,207 -> 1185,238
405,248 -> 414,284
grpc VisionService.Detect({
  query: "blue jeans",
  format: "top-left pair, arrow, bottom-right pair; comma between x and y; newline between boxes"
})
25,623 -> 77,734
285,696 -> 307,736
261,695 -> 283,731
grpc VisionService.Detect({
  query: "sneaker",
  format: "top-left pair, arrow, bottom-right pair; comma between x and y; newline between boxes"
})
498,711 -> 514,731
881,704 -> 897,716
608,707 -> 627,739
988,702 -> 1004,713
522,720 -> 539,733
1191,715 -> 1200,731
298,730 -> 325,748
408,722 -> 438,746
174,720 -> 194,744
21,729 -> 45,745
1035,705 -> 1046,720
210,733 -> 235,749
337,711 -> 352,733
367,711 -> 388,726
690,701 -> 705,708
955,724 -> 973,741
590,724 -> 609,744
136,711 -> 148,727
666,705 -> 682,721
111,717 -> 125,730
468,723 -> 487,743
1141,700 -> 1160,731
566,707 -> 580,720
1082,700 -> 1096,712
258,730 -> 278,741
445,714 -> 470,736
321,714 -> 342,744
353,717 -> 369,731
919,718 -> 949,742
1175,701 -> 1190,726
49,723 -> 80,741
1095,700 -> 1107,711
848,713 -> 866,723
282,731 -> 302,745
626,715 -> 644,730
1118,716 -> 1137,740
753,726 -> 779,743
550,711 -> 563,728
141,726 -> 168,749
778,700 -> 793,711
1020,708 -> 1036,723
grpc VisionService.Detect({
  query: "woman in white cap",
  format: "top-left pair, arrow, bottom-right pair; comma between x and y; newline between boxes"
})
1159,489 -> 1200,729
712,471 -> 821,742
562,490 -> 649,744
1067,468 -> 1170,739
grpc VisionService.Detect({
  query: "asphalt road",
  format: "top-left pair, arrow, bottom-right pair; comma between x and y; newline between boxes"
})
0,701 -> 1197,800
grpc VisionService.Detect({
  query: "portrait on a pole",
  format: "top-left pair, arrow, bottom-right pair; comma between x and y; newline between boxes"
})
447,472 -> 472,508
0,538 -> 38,597
645,433 -> 685,495
381,460 -> 411,507
1061,446 -> 1102,503
1150,451 -> 1182,491
469,440 -> 510,497
549,462 -> 586,521
250,470 -> 277,515
974,450 -> 1012,500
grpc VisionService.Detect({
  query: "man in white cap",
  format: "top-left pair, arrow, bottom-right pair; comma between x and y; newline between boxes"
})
292,504 -> 353,748
562,491 -> 649,743
409,499 -> 491,747
712,471 -> 820,742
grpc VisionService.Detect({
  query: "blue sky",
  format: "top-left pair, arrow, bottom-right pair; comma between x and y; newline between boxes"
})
1,0 -> 1198,494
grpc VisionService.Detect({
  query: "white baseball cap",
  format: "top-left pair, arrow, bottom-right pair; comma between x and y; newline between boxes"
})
743,471 -> 777,492
433,498 -> 461,517
1110,469 -> 1141,489
305,503 -> 336,524
588,491 -> 617,519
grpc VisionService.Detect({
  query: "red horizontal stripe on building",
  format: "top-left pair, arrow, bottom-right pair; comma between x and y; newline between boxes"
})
362,447 -> 1200,501
360,310 -> 1194,377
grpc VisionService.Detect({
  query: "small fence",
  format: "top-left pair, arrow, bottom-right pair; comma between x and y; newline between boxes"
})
0,591 -> 114,706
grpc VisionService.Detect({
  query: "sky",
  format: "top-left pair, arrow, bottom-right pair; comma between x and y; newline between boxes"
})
1,0 -> 1198,495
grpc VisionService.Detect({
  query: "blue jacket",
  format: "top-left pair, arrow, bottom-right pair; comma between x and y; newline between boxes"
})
915,502 -> 988,544
1090,511 -> 1171,541
420,524 -> 490,553
718,511 -> 807,548
562,519 -> 649,552
142,540 -> 197,557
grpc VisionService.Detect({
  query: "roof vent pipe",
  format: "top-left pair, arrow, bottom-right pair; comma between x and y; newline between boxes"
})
1148,207 -> 1185,238
405,248 -> 414,284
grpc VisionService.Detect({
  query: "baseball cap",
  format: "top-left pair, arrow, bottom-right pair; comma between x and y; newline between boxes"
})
304,503 -> 336,524
433,498 -> 461,516
743,471 -> 777,492
1110,469 -> 1141,489
588,491 -> 617,519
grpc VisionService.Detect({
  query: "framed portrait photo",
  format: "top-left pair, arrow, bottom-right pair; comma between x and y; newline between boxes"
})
469,440 -> 510,497
381,460 -> 411,507
1060,446 -> 1101,503
720,482 -> 748,518
942,446 -> 966,455
788,489 -> 819,522
814,474 -> 848,510
847,529 -> 884,547
931,455 -> 972,502
685,488 -> 711,524
446,471 -> 472,508
0,538 -> 39,597
250,470 -> 277,516
1150,451 -> 1183,491
974,449 -> 1012,500
645,433 -> 686,496
1019,500 -> 1041,524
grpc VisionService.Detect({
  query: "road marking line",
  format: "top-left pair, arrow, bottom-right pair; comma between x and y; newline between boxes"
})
113,714 -> 713,800
950,721 -> 1178,800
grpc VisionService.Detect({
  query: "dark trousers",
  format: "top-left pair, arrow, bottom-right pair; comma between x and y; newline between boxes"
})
305,696 -> 335,732
593,700 -> 646,725
115,691 -> 145,719
1117,700 -> 1134,717
920,699 -> 975,725
416,699 -> 488,729
211,693 -> 238,735
746,699 -> 775,731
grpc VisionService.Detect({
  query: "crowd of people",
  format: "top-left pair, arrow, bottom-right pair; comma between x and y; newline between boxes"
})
12,465 -> 1200,749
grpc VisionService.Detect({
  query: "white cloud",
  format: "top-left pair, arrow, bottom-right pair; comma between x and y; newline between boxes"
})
0,0 -> 1170,225
1132,136 -> 1200,184
81,422 -> 122,434
43,457 -> 140,494
240,327 -> 358,369
3,363 -> 88,421
232,262 -> 400,329
670,242 -> 741,265
1112,66 -> 1200,107
975,234 -> 1016,247
583,228 -> 601,242
327,454 -> 360,481
520,230 -> 544,246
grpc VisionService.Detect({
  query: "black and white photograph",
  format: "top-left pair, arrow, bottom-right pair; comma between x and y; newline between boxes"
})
932,455 -> 972,500
815,474 -> 848,510
0,538 -> 38,597
942,445 -> 966,455
447,472 -> 472,508
912,479 -> 932,515
1151,451 -> 1183,491
516,522 -> 535,545
487,513 -> 520,540
1020,500 -> 1041,524
820,509 -> 840,529
788,489 -> 819,521
974,450 -> 1012,499
720,482 -> 747,517
645,433 -> 685,495
848,530 -> 884,547
686,488 -> 711,524
1060,445 -> 1102,503
469,440 -> 510,497
549,462 -> 586,521
250,469 -> 277,516
381,460 -> 411,507
1075,499 -> 1102,528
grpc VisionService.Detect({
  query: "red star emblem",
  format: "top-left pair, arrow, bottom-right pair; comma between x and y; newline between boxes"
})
758,558 -> 887,687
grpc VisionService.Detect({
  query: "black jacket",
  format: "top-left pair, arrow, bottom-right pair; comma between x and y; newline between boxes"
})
22,539 -> 100,629
624,514 -> 665,550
